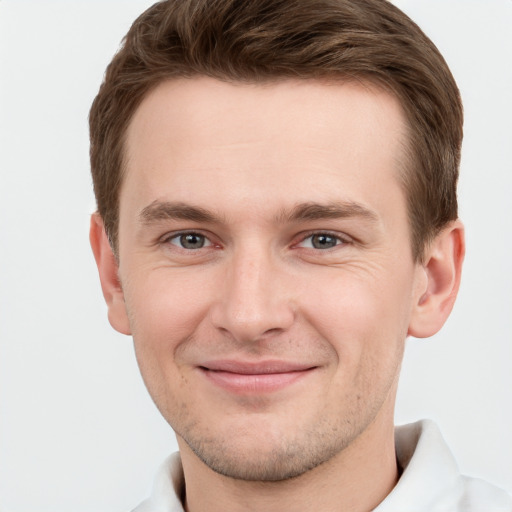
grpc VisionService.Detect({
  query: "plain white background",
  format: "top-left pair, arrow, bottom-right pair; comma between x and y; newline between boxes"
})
0,1 -> 510,511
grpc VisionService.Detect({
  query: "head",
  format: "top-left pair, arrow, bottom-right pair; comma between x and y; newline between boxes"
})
90,0 -> 463,262
89,0 -> 464,484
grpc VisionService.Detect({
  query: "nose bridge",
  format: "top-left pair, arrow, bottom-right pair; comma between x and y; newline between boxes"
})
211,241 -> 294,342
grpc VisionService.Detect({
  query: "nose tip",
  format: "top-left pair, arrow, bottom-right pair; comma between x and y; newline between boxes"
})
210,256 -> 295,344
214,300 -> 294,343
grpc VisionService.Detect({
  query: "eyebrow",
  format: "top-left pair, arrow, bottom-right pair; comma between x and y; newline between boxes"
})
139,200 -> 378,225
279,201 -> 379,223
140,201 -> 220,224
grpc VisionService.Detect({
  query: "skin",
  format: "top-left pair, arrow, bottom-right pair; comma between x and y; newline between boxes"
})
91,77 -> 464,511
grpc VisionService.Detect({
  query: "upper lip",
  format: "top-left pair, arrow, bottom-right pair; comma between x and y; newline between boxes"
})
199,360 -> 316,374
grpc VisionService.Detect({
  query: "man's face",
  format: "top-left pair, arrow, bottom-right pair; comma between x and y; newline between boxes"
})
115,77 -> 426,480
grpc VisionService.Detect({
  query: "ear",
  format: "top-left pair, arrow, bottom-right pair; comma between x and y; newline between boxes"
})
408,220 -> 465,338
89,213 -> 131,335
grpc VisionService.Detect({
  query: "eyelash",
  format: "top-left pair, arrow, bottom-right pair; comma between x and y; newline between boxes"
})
161,230 -> 350,252
163,231 -> 214,250
294,231 -> 350,250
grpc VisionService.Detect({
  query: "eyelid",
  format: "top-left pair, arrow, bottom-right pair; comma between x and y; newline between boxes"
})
294,230 -> 352,249
157,229 -> 352,251
160,230 -> 216,248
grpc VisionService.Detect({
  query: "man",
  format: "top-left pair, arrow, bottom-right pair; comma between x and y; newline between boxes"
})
88,0 -> 511,510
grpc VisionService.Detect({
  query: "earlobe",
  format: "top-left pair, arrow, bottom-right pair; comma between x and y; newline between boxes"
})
89,213 -> 132,335
408,220 -> 465,338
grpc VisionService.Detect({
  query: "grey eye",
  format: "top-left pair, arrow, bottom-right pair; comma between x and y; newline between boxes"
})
170,233 -> 210,249
309,234 -> 339,249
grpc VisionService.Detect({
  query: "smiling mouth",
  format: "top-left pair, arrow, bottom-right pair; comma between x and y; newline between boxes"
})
198,361 -> 317,394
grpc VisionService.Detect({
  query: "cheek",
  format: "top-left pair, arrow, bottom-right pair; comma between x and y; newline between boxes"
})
123,269 -> 218,385
299,266 -> 413,364
127,267 -> 215,335
301,269 -> 410,418
124,269 -> 218,420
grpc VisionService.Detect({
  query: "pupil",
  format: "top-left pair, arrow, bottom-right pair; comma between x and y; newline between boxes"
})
312,234 -> 336,249
181,233 -> 204,249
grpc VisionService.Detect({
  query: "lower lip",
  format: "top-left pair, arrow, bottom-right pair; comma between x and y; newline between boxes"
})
199,368 -> 314,394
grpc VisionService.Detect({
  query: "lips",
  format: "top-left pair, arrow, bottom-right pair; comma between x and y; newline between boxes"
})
198,360 -> 316,394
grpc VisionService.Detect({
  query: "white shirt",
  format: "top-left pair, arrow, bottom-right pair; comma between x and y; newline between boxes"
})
132,420 -> 512,511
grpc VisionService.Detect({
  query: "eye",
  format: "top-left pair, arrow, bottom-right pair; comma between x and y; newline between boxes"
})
298,233 -> 344,250
168,232 -> 212,250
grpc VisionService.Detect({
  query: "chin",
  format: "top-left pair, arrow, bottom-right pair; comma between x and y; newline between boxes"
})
177,416 -> 357,482
190,440 -> 330,481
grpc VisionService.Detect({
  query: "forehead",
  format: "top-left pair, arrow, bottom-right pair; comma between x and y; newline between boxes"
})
122,77 -> 408,224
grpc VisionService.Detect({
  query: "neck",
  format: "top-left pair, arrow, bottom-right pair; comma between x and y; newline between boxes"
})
178,409 -> 398,512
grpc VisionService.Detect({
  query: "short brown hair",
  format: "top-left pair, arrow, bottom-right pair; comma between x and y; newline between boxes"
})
89,0 -> 463,261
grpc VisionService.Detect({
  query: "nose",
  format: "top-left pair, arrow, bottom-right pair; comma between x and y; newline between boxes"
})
210,247 -> 295,344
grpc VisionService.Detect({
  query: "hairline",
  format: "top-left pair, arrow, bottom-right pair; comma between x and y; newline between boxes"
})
108,73 -> 427,262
